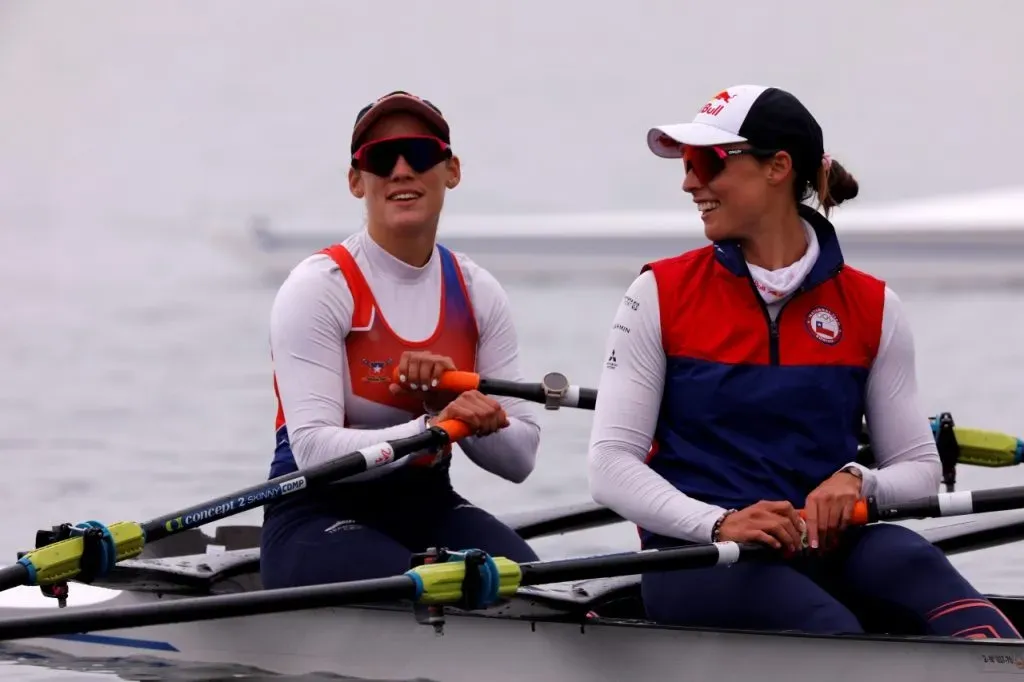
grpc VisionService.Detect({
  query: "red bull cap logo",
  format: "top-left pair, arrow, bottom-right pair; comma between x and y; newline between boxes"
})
697,90 -> 735,117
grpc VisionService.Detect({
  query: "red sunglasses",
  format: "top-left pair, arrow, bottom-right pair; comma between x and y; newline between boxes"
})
351,135 -> 452,177
678,143 -> 779,184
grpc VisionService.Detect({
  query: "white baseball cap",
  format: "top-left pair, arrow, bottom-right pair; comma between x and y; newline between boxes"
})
647,84 -> 825,171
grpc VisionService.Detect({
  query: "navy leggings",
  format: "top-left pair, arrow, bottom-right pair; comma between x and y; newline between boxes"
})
642,523 -> 1020,638
260,484 -> 538,589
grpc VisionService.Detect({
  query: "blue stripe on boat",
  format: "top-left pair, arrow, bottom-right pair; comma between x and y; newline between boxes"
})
50,633 -> 179,651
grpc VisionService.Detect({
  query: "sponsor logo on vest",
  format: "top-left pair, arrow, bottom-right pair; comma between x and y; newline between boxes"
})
361,357 -> 393,383
606,350 -> 618,369
806,306 -> 842,345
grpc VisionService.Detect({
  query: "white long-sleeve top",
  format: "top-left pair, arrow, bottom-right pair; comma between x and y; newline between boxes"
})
270,229 -> 541,484
587,222 -> 941,544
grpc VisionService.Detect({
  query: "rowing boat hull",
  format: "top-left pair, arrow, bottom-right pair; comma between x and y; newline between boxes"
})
3,581 -> 1024,681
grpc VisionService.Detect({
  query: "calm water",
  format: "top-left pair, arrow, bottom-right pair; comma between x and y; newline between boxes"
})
1,217 -> 1023,680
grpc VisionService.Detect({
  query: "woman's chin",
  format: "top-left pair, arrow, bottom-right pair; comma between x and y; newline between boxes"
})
702,210 -> 729,241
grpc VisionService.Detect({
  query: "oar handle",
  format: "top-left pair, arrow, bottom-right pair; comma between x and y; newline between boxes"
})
433,370 -> 482,392
391,368 -> 597,410
798,499 -> 873,526
433,418 -> 473,442
851,499 -> 870,525
802,484 -> 1024,530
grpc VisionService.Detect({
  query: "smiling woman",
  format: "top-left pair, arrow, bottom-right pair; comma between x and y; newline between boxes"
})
347,93 -> 460,266
586,84 -> 1021,639
259,91 -> 543,589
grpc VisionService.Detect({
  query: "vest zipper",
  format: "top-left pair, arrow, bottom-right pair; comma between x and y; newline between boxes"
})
743,264 -> 843,366
768,316 -> 781,365
743,275 -> 783,365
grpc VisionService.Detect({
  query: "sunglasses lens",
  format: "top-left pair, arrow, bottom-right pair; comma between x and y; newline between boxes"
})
683,147 -> 725,184
355,137 -> 449,176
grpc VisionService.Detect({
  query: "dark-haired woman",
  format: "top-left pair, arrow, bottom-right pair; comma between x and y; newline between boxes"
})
586,84 -> 1019,638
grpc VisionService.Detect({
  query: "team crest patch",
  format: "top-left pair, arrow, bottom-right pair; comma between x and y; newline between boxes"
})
361,357 -> 393,382
805,307 -> 842,345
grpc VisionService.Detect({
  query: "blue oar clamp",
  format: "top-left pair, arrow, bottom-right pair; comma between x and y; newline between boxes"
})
406,546 -> 505,636
445,548 -> 503,611
69,520 -> 118,585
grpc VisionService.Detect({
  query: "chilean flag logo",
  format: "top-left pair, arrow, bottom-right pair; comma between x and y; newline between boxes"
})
805,306 -> 842,346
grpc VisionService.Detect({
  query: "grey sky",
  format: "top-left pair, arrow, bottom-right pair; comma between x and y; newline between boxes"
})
1,0 -> 1020,230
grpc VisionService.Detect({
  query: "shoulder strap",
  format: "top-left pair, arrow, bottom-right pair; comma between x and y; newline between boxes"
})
320,245 -> 375,331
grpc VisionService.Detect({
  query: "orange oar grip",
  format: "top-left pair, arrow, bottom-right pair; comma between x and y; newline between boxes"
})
797,498 -> 870,524
433,418 -> 473,442
435,371 -> 481,392
389,368 -> 481,392
849,499 -> 870,525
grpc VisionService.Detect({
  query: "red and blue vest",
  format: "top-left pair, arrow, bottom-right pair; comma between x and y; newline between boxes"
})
268,243 -> 479,481
640,206 -> 885,544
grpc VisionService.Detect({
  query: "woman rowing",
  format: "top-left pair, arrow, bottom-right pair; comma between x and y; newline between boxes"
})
587,84 -> 1020,638
261,91 -> 542,588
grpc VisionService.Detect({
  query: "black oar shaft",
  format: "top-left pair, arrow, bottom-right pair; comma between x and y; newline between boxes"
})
519,542 -> 769,586
0,575 -> 417,641
141,424 -> 461,544
477,377 -> 597,409
0,565 -> 28,593
873,486 -> 1024,523
0,542 -> 771,642
2,421 -> 468,595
